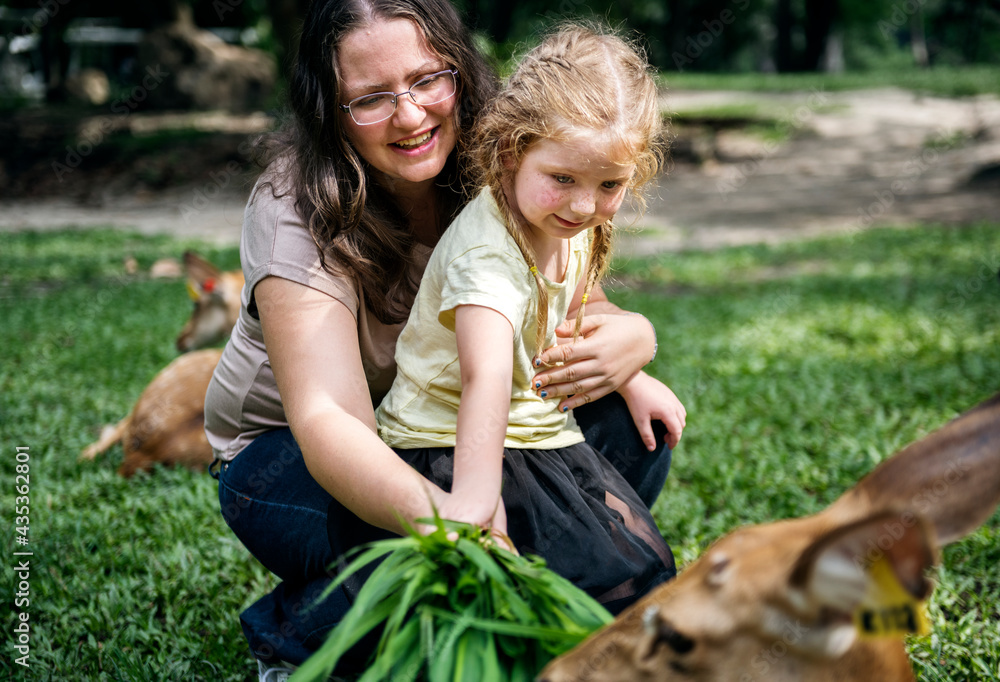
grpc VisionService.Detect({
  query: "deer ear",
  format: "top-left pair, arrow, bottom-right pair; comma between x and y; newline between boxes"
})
182,250 -> 221,285
832,394 -> 1000,546
780,511 -> 936,657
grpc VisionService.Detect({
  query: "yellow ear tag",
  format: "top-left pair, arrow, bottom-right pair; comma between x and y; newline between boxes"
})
853,555 -> 930,639
186,281 -> 201,301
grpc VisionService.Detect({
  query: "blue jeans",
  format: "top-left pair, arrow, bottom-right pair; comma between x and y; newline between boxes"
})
216,429 -> 351,666
216,392 -> 672,667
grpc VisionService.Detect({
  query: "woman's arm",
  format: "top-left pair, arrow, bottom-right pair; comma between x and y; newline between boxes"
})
534,277 -> 686,446
438,304 -> 514,533
532,280 -> 657,410
255,276 -> 448,534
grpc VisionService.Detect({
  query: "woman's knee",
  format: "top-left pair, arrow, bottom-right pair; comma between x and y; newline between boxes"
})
220,429 -> 333,512
216,429 -> 337,583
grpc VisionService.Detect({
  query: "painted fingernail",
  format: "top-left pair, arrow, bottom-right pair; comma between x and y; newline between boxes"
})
561,405 -> 568,412
534,381 -> 541,388
540,390 -> 548,398
534,358 -> 541,367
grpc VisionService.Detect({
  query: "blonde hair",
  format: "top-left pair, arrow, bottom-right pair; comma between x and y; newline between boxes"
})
471,23 -> 667,354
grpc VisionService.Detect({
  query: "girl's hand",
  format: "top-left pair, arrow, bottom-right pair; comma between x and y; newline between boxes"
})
433,493 -> 513,552
436,490 -> 503,530
486,500 -> 515,553
532,313 -> 655,412
618,372 -> 687,451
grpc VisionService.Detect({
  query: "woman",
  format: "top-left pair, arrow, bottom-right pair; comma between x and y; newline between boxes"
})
203,0 -> 684,674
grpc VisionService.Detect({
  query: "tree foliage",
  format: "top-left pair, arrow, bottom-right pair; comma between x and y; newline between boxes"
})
5,0 -> 997,109
452,0 -> 1000,72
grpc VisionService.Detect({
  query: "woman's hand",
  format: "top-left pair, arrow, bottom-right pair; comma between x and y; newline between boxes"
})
532,312 -> 656,412
619,372 -> 687,450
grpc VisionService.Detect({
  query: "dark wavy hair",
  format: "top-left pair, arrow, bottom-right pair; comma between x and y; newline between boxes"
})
253,0 -> 498,324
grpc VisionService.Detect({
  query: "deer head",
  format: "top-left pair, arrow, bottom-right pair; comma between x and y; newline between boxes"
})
538,394 -> 1000,682
175,250 -> 244,352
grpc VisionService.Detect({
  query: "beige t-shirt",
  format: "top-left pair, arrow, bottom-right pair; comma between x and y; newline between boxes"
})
204,175 -> 431,461
375,188 -> 587,450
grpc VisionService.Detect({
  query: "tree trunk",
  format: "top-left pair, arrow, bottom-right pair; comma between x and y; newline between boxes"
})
822,31 -> 844,73
802,0 -> 838,71
910,8 -> 929,68
267,0 -> 309,78
963,0 -> 985,62
41,18 -> 71,103
487,1 -> 516,43
774,0 -> 795,71
666,0 -> 692,61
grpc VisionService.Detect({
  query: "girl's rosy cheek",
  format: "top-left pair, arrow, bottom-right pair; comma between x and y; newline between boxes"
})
596,198 -> 615,216
538,187 -> 564,209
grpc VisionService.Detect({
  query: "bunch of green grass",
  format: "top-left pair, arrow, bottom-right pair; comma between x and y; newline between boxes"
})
292,516 -> 612,682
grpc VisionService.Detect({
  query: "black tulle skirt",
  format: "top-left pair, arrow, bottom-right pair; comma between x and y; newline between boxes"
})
327,442 -> 676,615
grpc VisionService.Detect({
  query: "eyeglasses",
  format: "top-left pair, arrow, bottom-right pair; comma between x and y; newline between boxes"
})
340,69 -> 458,126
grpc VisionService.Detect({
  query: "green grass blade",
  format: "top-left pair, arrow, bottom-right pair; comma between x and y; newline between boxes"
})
358,617 -> 422,682
429,609 -> 475,682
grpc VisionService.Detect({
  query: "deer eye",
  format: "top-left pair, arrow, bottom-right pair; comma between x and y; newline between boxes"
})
658,622 -> 696,655
642,608 -> 697,661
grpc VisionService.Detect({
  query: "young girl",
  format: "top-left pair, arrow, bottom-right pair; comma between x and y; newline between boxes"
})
373,23 -> 684,613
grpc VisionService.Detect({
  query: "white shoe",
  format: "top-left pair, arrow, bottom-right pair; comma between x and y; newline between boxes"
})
257,658 -> 296,682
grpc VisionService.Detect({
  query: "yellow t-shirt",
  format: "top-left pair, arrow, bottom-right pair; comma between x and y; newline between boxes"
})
376,188 -> 589,449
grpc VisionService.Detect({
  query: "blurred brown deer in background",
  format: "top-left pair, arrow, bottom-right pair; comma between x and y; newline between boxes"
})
538,394 -> 1000,682
80,251 -> 242,476
79,348 -> 223,476
175,250 -> 244,352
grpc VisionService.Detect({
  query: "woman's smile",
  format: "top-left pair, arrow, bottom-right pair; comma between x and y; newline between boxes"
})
391,126 -> 437,151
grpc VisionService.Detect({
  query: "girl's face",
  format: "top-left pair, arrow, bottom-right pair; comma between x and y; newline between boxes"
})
337,18 -> 459,192
510,135 -> 635,244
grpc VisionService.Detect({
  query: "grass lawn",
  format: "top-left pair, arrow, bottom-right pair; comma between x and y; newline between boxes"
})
1,222 -> 998,681
662,65 -> 1000,98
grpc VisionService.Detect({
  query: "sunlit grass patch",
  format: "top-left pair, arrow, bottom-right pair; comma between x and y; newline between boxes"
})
1,223 -> 997,680
612,222 -> 1000,679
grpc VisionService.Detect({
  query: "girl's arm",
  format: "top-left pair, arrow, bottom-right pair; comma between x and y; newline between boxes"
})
438,304 -> 514,532
255,276 -> 450,534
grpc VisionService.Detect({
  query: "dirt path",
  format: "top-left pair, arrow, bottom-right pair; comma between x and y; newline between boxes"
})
617,87 -> 1000,255
1,88 -> 998,254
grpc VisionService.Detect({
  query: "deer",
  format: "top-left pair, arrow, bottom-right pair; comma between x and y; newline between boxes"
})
175,250 -> 245,352
538,393 -> 1000,682
79,251 -> 242,477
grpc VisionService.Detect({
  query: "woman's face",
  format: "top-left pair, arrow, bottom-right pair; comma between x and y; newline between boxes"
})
337,18 -> 459,193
